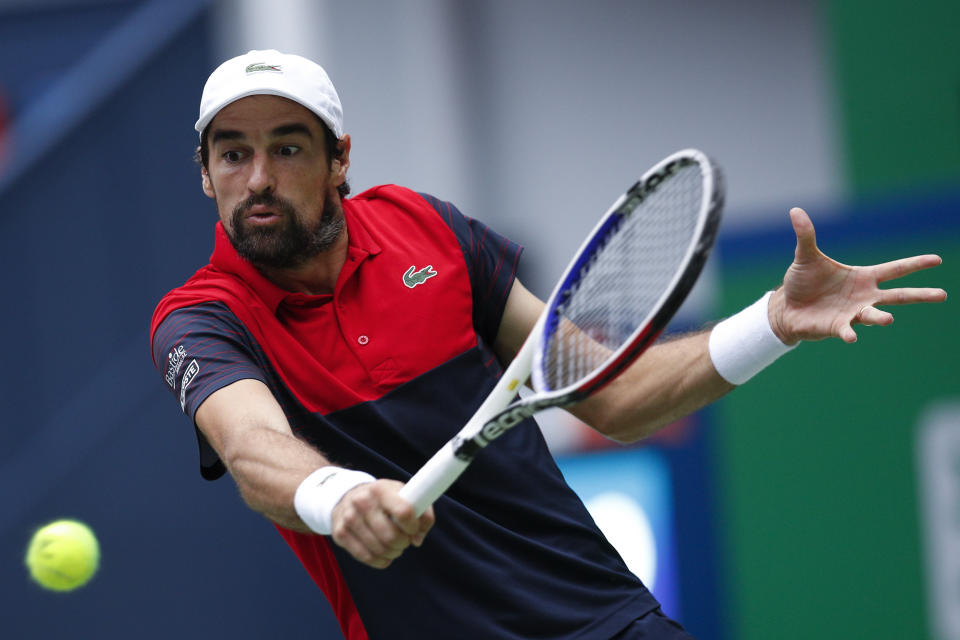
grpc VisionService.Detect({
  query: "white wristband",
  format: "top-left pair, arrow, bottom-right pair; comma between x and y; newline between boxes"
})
708,291 -> 797,385
294,466 -> 375,535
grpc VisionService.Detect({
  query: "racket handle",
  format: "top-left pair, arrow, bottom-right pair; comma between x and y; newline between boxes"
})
398,444 -> 469,516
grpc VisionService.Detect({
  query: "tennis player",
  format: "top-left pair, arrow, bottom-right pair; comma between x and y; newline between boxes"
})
150,50 -> 946,639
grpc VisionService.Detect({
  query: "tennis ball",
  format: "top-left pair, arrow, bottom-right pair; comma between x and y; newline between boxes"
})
25,519 -> 100,591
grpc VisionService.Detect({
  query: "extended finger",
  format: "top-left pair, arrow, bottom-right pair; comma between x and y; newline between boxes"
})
856,305 -> 893,326
873,254 -> 943,283
877,286 -> 948,306
789,207 -> 818,261
838,322 -> 858,344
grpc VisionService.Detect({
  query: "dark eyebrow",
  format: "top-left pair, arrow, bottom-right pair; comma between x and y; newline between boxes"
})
210,123 -> 314,146
271,123 -> 314,139
211,129 -> 244,145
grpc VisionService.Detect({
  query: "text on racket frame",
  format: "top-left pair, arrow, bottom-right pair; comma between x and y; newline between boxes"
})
452,395 -> 574,462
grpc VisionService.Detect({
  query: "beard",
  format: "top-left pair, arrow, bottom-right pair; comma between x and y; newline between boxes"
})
227,192 -> 345,270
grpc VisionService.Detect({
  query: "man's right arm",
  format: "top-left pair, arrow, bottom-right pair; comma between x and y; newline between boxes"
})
194,378 -> 434,568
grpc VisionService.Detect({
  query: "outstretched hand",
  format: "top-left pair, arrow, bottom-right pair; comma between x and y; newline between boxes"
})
768,208 -> 947,344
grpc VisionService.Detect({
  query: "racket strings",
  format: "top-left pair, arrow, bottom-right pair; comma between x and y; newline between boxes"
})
543,163 -> 705,391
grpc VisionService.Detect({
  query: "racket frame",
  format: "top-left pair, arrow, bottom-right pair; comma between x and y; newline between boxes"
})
534,148 -> 723,398
398,149 -> 723,515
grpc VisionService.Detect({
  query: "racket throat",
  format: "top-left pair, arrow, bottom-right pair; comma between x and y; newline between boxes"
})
452,394 -> 579,462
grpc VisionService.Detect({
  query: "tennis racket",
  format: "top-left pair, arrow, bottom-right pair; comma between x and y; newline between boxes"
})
398,148 -> 724,516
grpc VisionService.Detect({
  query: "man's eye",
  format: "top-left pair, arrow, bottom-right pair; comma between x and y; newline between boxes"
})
222,150 -> 244,163
278,145 -> 300,157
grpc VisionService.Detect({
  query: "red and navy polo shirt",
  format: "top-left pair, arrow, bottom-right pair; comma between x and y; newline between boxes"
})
151,185 -> 659,639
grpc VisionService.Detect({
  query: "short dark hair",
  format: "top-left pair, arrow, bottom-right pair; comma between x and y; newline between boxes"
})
195,112 -> 350,198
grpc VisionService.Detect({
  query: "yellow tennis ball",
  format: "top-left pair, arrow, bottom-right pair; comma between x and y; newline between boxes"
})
25,519 -> 100,591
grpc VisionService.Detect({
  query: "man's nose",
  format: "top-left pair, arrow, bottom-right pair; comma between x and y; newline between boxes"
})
246,153 -> 275,195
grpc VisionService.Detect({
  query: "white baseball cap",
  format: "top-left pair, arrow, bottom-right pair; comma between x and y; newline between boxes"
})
195,49 -> 343,139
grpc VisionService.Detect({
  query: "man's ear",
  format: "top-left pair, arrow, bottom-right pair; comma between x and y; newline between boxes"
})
201,166 -> 215,199
331,134 -> 352,186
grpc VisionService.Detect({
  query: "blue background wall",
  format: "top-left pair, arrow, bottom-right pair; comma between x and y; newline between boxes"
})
1,2 -> 341,636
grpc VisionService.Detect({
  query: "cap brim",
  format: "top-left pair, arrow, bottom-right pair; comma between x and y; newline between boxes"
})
195,88 -> 341,138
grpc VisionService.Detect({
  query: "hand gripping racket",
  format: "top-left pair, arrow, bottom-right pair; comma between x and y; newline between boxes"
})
399,149 -> 724,515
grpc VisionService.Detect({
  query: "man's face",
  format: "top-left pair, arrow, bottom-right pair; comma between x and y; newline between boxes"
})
202,95 -> 349,269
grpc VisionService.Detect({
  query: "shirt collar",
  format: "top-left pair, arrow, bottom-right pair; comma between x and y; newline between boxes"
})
208,200 -> 382,314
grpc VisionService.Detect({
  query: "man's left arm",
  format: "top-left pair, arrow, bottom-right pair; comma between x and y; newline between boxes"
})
494,207 -> 947,442
494,280 -> 729,441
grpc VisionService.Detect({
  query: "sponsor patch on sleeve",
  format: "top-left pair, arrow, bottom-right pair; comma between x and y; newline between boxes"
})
165,345 -> 187,388
179,360 -> 200,412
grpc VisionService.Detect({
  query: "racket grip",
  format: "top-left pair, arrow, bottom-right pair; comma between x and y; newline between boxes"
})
398,444 -> 469,516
